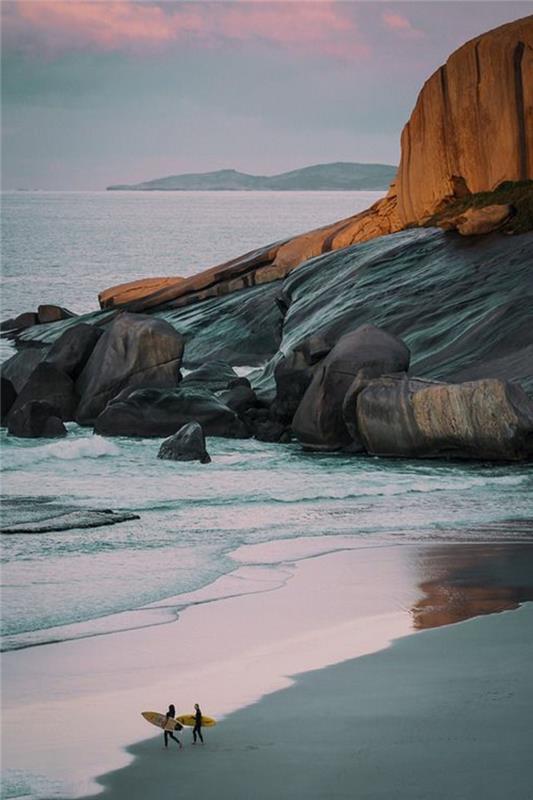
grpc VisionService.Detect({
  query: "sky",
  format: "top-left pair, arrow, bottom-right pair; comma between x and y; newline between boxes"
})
2,0 -> 532,189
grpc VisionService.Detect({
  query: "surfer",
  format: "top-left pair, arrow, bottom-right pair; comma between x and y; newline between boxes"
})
164,704 -> 183,750
192,703 -> 204,744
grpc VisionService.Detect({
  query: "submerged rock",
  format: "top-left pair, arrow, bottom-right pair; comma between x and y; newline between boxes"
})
355,375 -> 533,461
158,422 -> 211,463
7,401 -> 67,438
8,362 -> 77,422
1,508 -> 140,534
94,386 -> 249,438
76,312 -> 184,424
292,325 -> 410,451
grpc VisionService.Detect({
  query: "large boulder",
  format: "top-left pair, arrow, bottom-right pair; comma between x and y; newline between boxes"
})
181,361 -> 238,392
46,323 -> 101,379
94,386 -> 249,438
7,400 -> 67,438
7,362 -> 77,422
292,325 -> 410,451
76,313 -> 184,424
158,422 -> 211,463
1,377 -> 17,424
1,347 -> 48,393
271,335 -> 331,425
355,375 -> 533,461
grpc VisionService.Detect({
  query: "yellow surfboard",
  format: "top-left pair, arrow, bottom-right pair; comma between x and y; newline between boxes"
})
142,711 -> 184,731
176,713 -> 217,728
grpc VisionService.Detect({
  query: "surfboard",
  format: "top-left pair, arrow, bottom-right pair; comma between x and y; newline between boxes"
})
176,713 -> 217,728
142,711 -> 184,731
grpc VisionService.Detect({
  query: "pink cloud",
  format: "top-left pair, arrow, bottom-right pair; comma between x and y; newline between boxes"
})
381,11 -> 424,39
5,1 -> 369,61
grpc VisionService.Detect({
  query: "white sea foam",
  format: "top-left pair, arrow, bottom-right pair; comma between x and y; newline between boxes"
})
20,435 -> 120,462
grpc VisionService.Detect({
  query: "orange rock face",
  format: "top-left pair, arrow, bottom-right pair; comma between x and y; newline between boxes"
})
98,16 -> 532,313
396,15 -> 533,224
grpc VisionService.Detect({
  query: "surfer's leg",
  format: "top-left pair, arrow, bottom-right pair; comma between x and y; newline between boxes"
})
169,732 -> 183,749
198,728 -> 204,744
164,731 -> 169,748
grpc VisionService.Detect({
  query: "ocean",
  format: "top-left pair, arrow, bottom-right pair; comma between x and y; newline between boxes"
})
1,190 -> 532,652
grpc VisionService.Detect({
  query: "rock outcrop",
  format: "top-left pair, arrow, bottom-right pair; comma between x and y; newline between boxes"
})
76,313 -> 184,424
94,386 -> 249,438
396,16 -> 533,223
1,348 -> 48,393
292,325 -> 410,451
438,204 -> 513,235
181,361 -> 238,392
158,422 -> 211,463
355,375 -> 533,461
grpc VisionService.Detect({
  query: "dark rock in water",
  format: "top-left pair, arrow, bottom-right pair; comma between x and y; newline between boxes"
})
94,386 -> 249,438
1,347 -> 48,393
355,375 -> 533,461
37,305 -> 76,325
7,401 -> 67,438
76,312 -> 184,424
228,377 -> 252,389
158,421 -> 211,463
46,323 -> 101,379
271,335 -> 332,425
0,312 -> 38,332
254,420 -> 291,443
218,383 -> 257,415
181,360 -> 238,392
1,377 -> 17,424
292,325 -> 410,451
1,508 -> 140,534
8,362 -> 77,422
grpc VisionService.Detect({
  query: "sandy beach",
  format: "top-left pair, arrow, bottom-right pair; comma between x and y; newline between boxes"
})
2,538 -> 532,799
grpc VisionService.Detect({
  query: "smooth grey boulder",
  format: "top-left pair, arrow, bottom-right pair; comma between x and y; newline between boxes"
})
355,375 -> 533,461
158,421 -> 211,463
292,325 -> 410,451
1,377 -> 17,424
7,401 -> 67,438
271,335 -> 331,425
94,386 -> 249,438
1,347 -> 48,393
181,360 -> 238,392
47,323 -> 101,379
76,312 -> 184,424
7,362 -> 77,422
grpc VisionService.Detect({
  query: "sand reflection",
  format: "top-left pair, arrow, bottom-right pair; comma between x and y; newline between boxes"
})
411,542 -> 533,629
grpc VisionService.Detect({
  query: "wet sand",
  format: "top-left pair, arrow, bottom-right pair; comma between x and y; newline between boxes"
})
88,603 -> 533,800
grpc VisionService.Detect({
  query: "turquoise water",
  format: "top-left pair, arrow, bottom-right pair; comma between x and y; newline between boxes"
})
1,191 -> 532,651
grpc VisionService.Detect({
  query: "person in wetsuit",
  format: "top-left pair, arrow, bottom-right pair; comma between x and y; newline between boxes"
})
164,704 -> 183,749
192,703 -> 204,744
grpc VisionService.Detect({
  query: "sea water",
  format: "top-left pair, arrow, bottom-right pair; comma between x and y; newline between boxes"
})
1,191 -> 532,652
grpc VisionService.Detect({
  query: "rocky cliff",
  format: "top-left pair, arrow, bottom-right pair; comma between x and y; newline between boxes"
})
96,16 -> 532,314
396,16 -> 533,224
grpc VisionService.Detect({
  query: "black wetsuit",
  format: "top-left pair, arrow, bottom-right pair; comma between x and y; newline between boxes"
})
164,713 -> 181,748
193,708 -> 204,743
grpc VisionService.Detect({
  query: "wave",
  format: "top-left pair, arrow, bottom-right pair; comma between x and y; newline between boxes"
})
127,473 -> 529,513
3,435 -> 120,466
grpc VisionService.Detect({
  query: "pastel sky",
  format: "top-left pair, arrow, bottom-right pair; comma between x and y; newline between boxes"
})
2,1 -> 532,189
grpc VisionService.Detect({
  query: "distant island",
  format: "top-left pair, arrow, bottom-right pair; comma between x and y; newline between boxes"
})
107,162 -> 397,191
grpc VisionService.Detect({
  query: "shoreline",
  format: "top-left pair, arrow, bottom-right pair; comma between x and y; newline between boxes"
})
87,603 -> 533,800
2,538 -> 532,799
